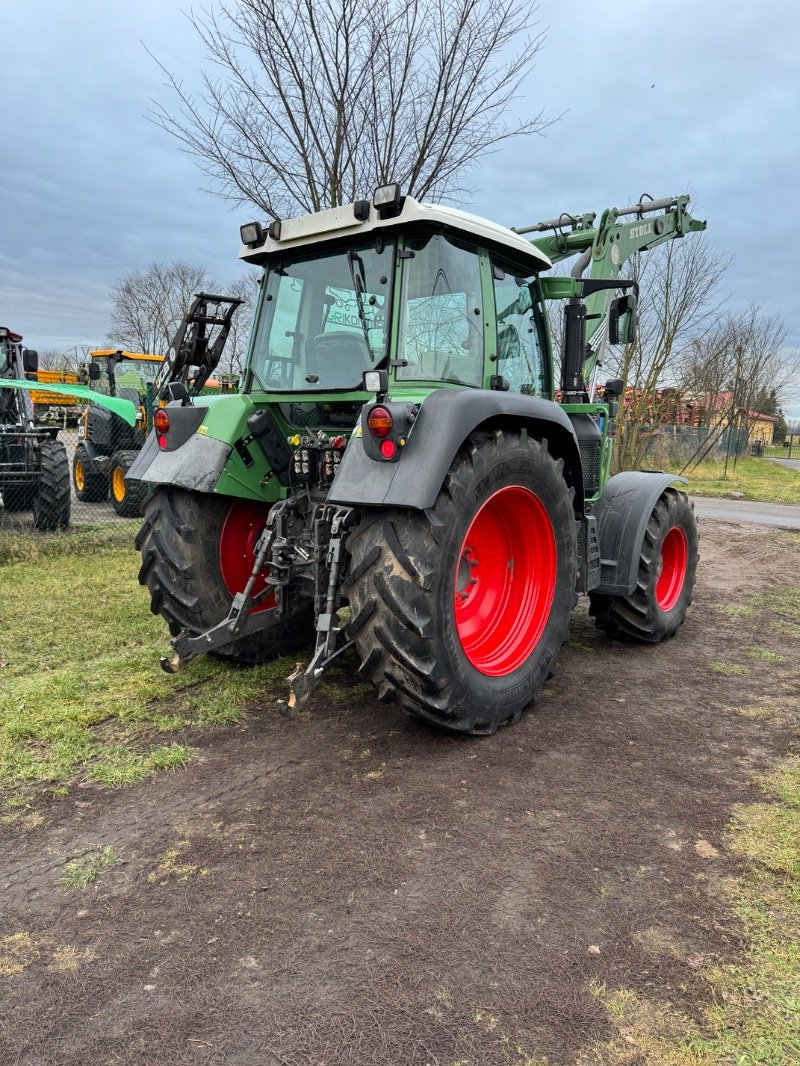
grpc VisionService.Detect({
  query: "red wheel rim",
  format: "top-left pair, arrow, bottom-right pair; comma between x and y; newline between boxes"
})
656,526 -> 688,611
219,500 -> 276,613
454,486 -> 556,676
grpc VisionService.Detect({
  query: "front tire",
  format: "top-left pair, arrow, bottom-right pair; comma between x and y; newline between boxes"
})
110,449 -> 148,517
33,440 -> 71,530
344,429 -> 577,734
136,487 -> 313,665
73,443 -> 108,502
589,488 -> 698,642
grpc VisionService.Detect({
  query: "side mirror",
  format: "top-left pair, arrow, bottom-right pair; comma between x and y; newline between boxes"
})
88,361 -> 101,381
609,294 -> 638,346
23,349 -> 39,373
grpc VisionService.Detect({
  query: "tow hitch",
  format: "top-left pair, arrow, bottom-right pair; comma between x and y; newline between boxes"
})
160,499 -> 356,715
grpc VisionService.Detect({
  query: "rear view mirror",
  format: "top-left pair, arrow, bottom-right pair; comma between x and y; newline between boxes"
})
88,361 -> 101,381
23,349 -> 38,373
609,294 -> 638,346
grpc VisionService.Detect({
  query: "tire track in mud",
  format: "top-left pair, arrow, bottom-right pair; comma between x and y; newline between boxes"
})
1,521 -> 798,1065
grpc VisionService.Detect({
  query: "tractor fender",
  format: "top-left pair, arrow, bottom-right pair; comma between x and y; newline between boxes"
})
127,428 -> 232,493
591,471 -> 688,595
327,388 -> 585,511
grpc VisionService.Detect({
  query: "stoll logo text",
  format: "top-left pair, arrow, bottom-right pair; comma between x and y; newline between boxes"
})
630,222 -> 653,239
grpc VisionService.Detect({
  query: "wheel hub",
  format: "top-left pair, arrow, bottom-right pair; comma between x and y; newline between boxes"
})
219,500 -> 277,613
656,526 -> 688,611
454,486 -> 556,677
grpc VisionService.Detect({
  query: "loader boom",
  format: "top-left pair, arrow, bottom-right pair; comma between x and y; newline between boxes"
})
519,195 -> 706,391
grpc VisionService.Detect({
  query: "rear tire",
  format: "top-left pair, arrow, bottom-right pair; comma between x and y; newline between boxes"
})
73,443 -> 108,502
33,440 -> 71,530
136,487 -> 313,665
589,488 -> 698,642
344,429 -> 577,734
110,449 -> 148,517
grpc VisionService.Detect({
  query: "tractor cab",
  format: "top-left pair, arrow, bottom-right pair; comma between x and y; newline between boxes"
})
86,350 -> 162,404
239,186 -> 554,420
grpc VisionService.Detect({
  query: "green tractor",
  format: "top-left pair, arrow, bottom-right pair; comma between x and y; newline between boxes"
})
130,186 -> 705,734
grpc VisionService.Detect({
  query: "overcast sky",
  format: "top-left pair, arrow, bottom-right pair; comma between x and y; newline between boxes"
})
1,0 -> 799,416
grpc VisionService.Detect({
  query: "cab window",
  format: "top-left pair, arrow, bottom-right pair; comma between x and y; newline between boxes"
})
396,235 -> 484,387
492,266 -> 546,396
91,358 -> 111,395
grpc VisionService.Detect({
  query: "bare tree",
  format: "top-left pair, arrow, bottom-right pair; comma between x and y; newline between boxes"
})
148,0 -> 550,218
36,347 -> 93,374
107,260 -> 257,375
108,261 -> 213,355
680,306 -> 792,441
605,237 -> 730,470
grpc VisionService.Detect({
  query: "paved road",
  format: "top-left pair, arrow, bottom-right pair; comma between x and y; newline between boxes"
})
768,456 -> 800,472
692,495 -> 800,529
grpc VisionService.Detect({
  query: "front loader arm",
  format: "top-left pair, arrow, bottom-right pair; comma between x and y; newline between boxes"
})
521,195 -> 706,386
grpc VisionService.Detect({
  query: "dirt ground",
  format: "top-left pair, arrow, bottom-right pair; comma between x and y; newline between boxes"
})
1,519 -> 798,1065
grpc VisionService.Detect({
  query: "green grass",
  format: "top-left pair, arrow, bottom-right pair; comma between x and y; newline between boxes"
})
581,580 -> 800,1065
666,457 -> 800,505
582,752 -> 800,1065
0,535 -> 306,804
58,845 -> 123,889
708,661 -> 748,676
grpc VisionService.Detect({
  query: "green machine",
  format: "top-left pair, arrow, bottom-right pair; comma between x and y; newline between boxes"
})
130,186 -> 706,734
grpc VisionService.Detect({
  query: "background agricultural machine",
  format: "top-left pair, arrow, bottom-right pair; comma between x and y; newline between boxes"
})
0,327 -> 71,529
128,186 -> 705,734
72,349 -> 164,516
72,297 -> 242,517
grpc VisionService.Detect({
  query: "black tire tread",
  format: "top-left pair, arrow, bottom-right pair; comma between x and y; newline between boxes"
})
136,487 -> 312,665
345,429 -> 576,734
72,443 -> 108,502
589,489 -> 698,643
34,440 -> 71,530
110,449 -> 148,517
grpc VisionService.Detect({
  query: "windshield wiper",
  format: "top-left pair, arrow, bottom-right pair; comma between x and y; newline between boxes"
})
346,250 -> 373,360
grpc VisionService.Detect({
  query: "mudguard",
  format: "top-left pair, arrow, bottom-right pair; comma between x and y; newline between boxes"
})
592,471 -> 688,595
327,388 -> 585,511
127,429 -> 232,493
0,380 -> 138,425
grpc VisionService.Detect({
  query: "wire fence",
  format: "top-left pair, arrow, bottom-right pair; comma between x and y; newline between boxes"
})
2,417 -> 796,537
1,419 -> 147,533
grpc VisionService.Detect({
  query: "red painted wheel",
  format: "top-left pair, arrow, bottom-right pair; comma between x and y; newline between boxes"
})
219,500 -> 276,612
345,431 -> 576,733
656,525 -> 688,611
454,486 -> 556,676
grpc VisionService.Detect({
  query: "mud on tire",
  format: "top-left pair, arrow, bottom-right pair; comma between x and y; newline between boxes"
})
344,429 -> 577,734
136,487 -> 313,665
589,488 -> 698,643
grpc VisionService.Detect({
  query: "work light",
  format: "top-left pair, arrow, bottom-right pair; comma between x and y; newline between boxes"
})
239,221 -> 264,247
373,183 -> 402,218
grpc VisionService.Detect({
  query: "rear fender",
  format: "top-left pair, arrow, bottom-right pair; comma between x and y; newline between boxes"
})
592,471 -> 688,595
327,388 -> 585,511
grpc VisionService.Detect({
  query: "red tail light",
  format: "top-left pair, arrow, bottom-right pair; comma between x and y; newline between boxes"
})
367,405 -> 393,439
153,409 -> 170,433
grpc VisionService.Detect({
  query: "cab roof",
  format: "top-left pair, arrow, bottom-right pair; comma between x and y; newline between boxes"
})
239,196 -> 552,275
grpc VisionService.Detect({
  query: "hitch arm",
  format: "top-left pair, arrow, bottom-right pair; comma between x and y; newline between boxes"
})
277,507 -> 354,715
160,503 -> 282,674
